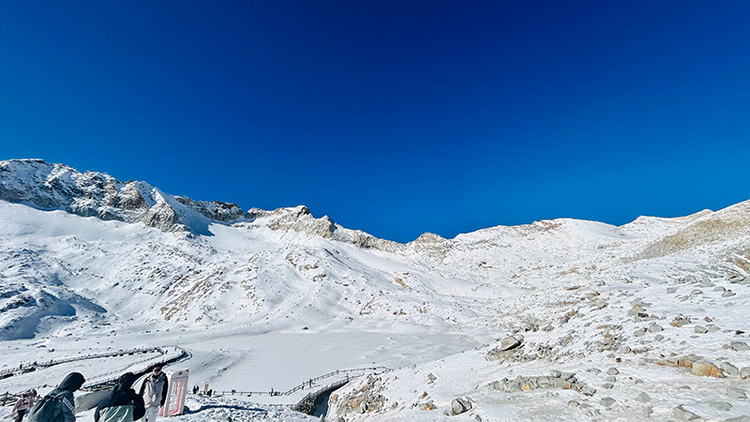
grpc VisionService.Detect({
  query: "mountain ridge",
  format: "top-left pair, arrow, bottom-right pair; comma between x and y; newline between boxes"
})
0,159 -> 394,248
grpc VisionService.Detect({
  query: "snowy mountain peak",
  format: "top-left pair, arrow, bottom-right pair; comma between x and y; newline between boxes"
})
0,159 -> 198,234
0,159 -> 386,244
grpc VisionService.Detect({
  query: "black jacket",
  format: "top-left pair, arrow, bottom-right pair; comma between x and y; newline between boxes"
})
95,373 -> 145,422
27,372 -> 85,422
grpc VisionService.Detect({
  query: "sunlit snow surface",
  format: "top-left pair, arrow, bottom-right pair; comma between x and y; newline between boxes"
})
2,200 -> 750,421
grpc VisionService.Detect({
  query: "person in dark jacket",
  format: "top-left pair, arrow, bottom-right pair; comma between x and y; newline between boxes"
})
27,372 -> 85,422
95,372 -> 145,422
138,366 -> 168,422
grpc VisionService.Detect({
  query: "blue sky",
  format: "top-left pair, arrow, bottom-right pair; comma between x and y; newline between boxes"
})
2,1 -> 750,242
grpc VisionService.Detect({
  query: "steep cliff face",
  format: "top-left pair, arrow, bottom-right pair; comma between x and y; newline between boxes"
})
0,159 -> 204,234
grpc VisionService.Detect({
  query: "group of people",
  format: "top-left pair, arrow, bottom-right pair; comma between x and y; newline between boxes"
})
15,365 -> 168,422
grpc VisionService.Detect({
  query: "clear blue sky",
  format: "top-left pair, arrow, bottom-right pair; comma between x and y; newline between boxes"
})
2,1 -> 750,242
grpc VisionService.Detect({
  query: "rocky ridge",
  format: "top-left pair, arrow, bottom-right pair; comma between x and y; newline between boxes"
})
0,159 -> 391,248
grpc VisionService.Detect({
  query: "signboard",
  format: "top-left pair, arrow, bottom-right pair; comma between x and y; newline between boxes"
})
160,369 -> 189,417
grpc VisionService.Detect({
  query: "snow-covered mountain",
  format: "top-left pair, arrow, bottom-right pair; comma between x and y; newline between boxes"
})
1,158 -> 749,421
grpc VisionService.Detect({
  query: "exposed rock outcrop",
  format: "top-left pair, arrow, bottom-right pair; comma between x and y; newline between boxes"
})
0,159 -> 397,248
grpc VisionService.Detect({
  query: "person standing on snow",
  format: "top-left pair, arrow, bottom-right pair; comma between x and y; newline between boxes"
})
95,372 -> 145,422
12,389 -> 37,422
138,366 -> 167,422
27,372 -> 85,422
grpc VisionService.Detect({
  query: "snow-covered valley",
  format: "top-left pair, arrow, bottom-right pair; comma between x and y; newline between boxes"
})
1,159 -> 749,421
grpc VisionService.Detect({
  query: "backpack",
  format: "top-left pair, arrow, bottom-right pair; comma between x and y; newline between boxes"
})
26,392 -> 63,422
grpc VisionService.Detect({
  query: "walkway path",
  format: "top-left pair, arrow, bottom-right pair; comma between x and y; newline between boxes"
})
1,346 -> 187,406
208,366 -> 389,399
2,345 -> 385,415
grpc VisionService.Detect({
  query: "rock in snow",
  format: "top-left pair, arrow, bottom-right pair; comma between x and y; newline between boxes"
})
450,397 -> 472,415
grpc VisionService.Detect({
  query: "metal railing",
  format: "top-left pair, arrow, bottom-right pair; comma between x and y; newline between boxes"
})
209,366 -> 390,398
0,347 -> 162,379
82,347 -> 189,391
1,346 -> 187,405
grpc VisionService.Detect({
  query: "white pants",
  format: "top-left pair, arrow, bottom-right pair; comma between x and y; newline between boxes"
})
144,405 -> 160,422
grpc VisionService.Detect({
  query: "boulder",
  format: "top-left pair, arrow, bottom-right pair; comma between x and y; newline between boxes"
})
728,387 -> 747,399
740,367 -> 750,379
730,342 -> 750,351
607,367 -> 619,376
648,324 -> 663,333
678,356 -> 699,368
581,387 -> 596,396
709,402 -> 733,411
721,361 -> 739,376
692,362 -> 725,378
728,274 -> 746,283
671,317 -> 691,327
694,326 -> 708,334
500,335 -> 523,351
451,397 -> 472,416
600,397 -> 615,407
692,362 -> 724,378
636,392 -> 651,402
673,405 -> 701,421
628,308 -> 649,318
420,402 -> 436,411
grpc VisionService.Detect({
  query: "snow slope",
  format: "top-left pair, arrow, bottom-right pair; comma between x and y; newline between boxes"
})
1,159 -> 749,421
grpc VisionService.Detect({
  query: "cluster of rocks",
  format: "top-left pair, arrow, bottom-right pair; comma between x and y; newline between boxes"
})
655,351 -> 750,379
485,335 -> 525,362
484,334 -> 554,364
594,324 -> 627,352
330,375 -> 387,416
671,403 -> 750,422
489,370 -> 596,397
